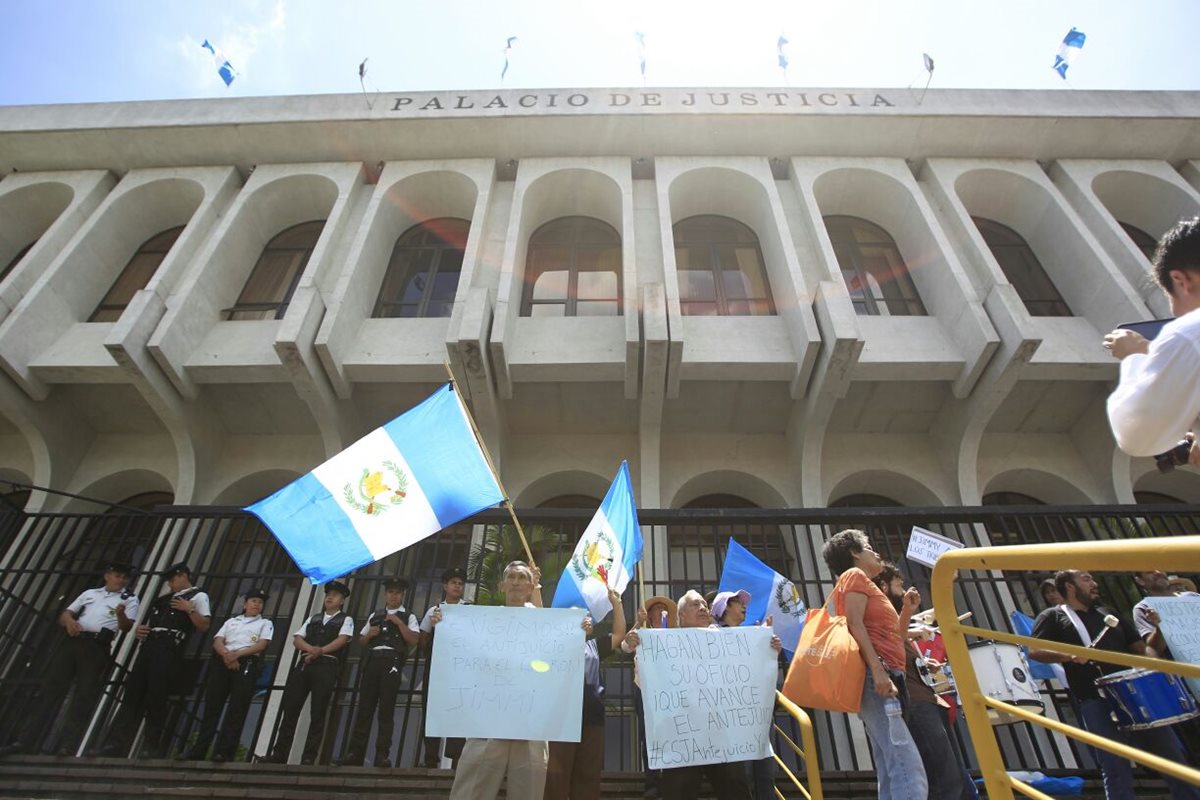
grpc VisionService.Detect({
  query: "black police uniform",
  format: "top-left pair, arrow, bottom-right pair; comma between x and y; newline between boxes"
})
186,590 -> 273,762
7,577 -> 138,756
104,576 -> 208,758
266,608 -> 351,764
340,605 -> 416,766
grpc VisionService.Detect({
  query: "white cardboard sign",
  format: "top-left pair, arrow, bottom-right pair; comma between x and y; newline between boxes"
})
1143,595 -> 1200,699
426,604 -> 586,742
637,626 -> 777,770
906,526 -> 964,569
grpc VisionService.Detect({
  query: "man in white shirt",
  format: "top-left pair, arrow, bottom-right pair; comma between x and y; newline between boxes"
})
0,562 -> 138,757
261,580 -> 354,765
1105,217 -> 1200,463
100,561 -> 211,759
419,566 -> 469,768
184,588 -> 274,763
336,577 -> 420,768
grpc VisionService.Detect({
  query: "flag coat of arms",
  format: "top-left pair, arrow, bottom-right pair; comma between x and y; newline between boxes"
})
718,538 -> 806,656
247,384 -> 503,583
551,461 -> 642,623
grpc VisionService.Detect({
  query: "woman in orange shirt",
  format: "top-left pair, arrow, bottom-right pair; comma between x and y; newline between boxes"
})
822,529 -> 928,800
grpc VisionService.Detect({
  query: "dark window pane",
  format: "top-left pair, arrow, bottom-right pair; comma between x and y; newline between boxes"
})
227,220 -> 324,320
373,218 -> 469,319
825,215 -> 925,317
521,217 -> 622,317
90,226 -> 185,322
973,217 -> 1071,317
673,216 -> 775,317
1119,222 -> 1158,262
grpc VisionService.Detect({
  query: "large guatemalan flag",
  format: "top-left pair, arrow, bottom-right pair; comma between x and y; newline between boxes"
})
718,538 -> 806,657
551,461 -> 642,623
247,384 -> 504,584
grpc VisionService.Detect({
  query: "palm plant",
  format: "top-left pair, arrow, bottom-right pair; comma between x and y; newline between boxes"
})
466,522 -> 573,605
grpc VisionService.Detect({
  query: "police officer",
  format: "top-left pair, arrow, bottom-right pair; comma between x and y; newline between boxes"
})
337,578 -> 420,768
419,566 -> 469,768
261,580 -> 353,765
184,588 -> 273,762
0,562 -> 138,757
100,562 -> 211,758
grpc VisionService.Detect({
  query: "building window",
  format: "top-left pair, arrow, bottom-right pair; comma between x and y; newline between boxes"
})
973,217 -> 1071,317
373,218 -> 469,318
89,226 -> 185,322
522,216 -> 621,317
1119,222 -> 1158,262
672,215 -> 775,317
825,216 -> 925,316
0,240 -> 36,287
225,220 -> 325,320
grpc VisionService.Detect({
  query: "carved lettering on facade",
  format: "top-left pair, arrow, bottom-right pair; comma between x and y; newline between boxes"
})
388,90 -> 897,115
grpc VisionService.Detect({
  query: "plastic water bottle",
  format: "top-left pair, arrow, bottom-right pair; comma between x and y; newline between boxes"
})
884,697 -> 905,745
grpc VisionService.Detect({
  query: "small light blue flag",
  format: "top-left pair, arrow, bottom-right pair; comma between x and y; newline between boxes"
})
718,538 -> 806,657
247,384 -> 504,584
201,39 -> 237,87
635,32 -> 647,78
551,461 -> 643,623
1011,610 -> 1064,682
1053,28 -> 1085,79
501,36 -> 518,80
777,35 -> 789,71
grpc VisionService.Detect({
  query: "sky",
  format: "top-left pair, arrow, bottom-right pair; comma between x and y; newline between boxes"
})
1,0 -> 1198,107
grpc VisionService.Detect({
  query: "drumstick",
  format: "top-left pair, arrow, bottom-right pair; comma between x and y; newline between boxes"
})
1089,614 -> 1119,648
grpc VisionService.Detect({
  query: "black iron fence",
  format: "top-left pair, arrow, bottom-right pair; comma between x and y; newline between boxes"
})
0,501 -> 1197,778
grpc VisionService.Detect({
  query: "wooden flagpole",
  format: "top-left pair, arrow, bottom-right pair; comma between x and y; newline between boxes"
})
443,363 -> 536,569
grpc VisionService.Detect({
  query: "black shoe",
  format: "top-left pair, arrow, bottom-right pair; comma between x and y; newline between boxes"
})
300,757 -> 315,766
257,752 -> 286,764
212,753 -> 227,764
373,757 -> 392,769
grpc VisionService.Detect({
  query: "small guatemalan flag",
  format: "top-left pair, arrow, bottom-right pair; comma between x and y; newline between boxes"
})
201,39 -> 237,87
247,384 -> 504,584
1053,28 -> 1086,79
551,461 -> 643,623
718,538 -> 806,657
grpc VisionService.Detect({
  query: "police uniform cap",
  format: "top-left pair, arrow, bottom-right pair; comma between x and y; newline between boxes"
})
244,587 -> 269,601
324,579 -> 351,598
105,561 -> 134,576
441,567 -> 468,584
163,562 -> 192,579
383,578 -> 410,593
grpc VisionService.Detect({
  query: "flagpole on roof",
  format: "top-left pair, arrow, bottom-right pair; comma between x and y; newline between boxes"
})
442,362 -> 536,568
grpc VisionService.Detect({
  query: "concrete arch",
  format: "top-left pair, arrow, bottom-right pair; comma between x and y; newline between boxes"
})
210,469 -> 302,507
669,469 -> 788,509
981,468 -> 1093,506
0,181 -> 74,275
667,166 -> 770,236
826,469 -> 944,508
522,168 -> 623,235
1132,465 -> 1200,505
514,469 -> 610,508
65,467 -> 175,512
1091,169 -> 1200,242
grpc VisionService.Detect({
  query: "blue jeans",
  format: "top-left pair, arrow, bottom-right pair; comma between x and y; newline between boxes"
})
1078,698 -> 1200,800
859,671 -> 929,800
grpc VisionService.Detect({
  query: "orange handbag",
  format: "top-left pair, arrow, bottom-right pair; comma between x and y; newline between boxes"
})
782,575 -> 865,713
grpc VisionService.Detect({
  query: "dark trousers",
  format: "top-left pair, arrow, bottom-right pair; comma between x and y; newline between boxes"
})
659,761 -> 752,800
545,724 -> 605,800
747,756 -> 777,800
23,636 -> 111,752
344,649 -> 403,763
633,685 -> 662,794
1079,697 -> 1200,800
109,636 -> 183,756
907,700 -> 970,800
270,657 -> 338,763
189,656 -> 260,760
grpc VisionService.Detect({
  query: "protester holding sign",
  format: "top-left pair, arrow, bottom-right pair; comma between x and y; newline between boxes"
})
822,529 -> 928,800
445,560 -> 590,800
1132,570 -> 1199,660
625,590 -> 781,800
545,586 -> 626,800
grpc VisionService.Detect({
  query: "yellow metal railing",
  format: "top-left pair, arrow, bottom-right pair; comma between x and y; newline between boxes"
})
931,535 -> 1200,800
773,690 -> 824,800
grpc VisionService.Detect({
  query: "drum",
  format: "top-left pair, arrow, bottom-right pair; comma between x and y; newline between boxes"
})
1096,668 -> 1200,730
968,641 -> 1045,725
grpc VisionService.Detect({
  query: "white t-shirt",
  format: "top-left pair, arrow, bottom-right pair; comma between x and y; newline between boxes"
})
294,612 -> 356,639
68,587 -> 140,634
1107,308 -> 1200,457
215,614 -> 274,652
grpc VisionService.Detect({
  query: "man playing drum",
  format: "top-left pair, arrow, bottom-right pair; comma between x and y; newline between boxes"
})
1029,570 -> 1200,800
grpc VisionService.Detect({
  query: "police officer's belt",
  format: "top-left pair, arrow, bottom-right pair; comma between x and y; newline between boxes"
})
77,630 -> 115,643
148,627 -> 187,642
